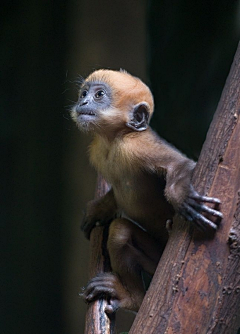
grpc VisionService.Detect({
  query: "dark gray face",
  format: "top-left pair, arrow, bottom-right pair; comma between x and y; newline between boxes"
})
72,79 -> 150,133
72,82 -> 112,125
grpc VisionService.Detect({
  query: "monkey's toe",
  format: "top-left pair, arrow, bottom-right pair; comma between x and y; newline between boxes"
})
105,299 -> 121,314
82,273 -> 120,302
81,273 -> 133,313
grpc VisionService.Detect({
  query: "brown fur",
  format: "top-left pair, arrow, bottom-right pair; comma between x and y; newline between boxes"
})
72,69 -> 222,313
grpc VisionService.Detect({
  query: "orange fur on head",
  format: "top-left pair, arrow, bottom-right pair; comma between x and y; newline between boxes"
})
85,69 -> 154,120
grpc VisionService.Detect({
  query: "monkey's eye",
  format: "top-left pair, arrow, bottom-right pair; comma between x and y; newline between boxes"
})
95,90 -> 105,99
80,90 -> 88,98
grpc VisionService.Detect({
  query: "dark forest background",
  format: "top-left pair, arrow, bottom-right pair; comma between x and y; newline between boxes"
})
1,1 -> 240,333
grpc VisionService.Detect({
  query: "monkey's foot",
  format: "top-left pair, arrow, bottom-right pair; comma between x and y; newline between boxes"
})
181,188 -> 223,231
81,273 -> 131,314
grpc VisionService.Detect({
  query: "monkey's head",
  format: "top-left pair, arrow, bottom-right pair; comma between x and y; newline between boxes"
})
71,69 -> 154,136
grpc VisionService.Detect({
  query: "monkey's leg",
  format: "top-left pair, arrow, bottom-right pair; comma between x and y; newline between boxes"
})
83,218 -> 164,313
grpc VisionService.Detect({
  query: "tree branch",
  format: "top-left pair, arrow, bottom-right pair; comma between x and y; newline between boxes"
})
130,41 -> 240,334
84,175 -> 115,334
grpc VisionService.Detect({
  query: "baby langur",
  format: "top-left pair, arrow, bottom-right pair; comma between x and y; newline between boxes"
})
71,69 -> 222,314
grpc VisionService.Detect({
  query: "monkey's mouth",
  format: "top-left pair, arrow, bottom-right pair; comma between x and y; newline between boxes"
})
78,110 -> 96,116
76,109 -> 97,122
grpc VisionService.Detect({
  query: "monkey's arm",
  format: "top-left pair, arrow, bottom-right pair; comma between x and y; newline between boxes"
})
129,130 -> 223,230
81,188 -> 118,239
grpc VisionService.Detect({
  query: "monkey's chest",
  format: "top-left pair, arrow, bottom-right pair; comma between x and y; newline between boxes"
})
113,175 -> 165,211
111,172 -> 173,234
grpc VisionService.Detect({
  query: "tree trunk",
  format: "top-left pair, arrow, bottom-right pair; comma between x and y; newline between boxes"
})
84,175 -> 116,334
129,42 -> 240,334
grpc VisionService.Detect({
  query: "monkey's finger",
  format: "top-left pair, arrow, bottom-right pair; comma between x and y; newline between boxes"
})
190,218 -> 207,232
187,199 -> 223,219
190,192 -> 221,204
180,209 -> 206,231
194,214 -> 218,231
80,219 -> 98,239
183,203 -> 218,230
80,219 -> 93,230
180,210 -> 194,222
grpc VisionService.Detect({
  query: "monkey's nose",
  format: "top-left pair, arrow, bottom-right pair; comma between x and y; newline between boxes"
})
80,100 -> 88,106
76,101 -> 89,114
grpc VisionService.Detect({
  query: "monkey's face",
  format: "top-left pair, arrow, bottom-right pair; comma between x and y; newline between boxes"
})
71,82 -> 112,132
71,69 -> 154,136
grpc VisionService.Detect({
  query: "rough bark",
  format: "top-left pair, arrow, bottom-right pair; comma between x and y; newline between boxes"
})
129,42 -> 240,334
84,175 -> 115,334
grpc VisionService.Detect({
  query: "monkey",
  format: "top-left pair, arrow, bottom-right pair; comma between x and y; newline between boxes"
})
71,69 -> 223,314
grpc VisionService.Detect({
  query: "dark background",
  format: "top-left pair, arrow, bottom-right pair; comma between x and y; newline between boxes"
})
1,1 -> 240,333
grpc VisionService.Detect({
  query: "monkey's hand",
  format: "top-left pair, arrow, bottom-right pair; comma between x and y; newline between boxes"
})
81,273 -> 132,314
81,200 -> 112,239
81,190 -> 117,239
179,186 -> 223,231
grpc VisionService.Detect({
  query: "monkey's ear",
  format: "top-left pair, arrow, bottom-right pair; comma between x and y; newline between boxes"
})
126,102 -> 150,132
